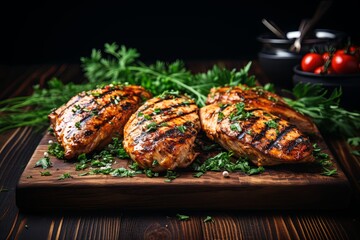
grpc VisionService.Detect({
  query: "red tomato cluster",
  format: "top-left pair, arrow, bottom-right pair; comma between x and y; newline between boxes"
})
300,45 -> 360,74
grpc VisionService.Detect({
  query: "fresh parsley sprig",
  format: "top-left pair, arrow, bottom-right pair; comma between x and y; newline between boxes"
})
283,83 -> 360,137
81,43 -> 256,107
312,143 -> 337,176
191,151 -> 264,176
0,43 -> 256,133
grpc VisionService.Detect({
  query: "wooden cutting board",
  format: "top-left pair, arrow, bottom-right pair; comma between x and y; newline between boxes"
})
16,132 -> 352,211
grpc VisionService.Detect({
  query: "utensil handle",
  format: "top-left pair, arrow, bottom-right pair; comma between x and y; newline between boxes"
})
262,18 -> 286,39
290,0 -> 333,52
300,0 -> 333,41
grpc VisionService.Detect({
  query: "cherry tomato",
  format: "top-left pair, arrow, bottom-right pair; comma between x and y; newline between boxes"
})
314,65 -> 334,74
349,45 -> 359,53
331,53 -> 360,74
301,53 -> 324,72
322,52 -> 331,62
336,45 -> 360,61
350,45 -> 360,61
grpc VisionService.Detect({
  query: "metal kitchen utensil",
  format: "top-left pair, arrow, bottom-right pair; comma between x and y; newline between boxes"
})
261,18 -> 287,39
290,0 -> 333,52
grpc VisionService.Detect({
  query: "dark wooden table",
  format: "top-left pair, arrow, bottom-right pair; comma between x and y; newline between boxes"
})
1,61 -> 359,240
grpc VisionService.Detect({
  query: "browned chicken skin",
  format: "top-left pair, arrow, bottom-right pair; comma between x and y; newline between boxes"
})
200,102 -> 314,166
48,84 -> 152,159
206,85 -> 317,134
123,93 -> 201,172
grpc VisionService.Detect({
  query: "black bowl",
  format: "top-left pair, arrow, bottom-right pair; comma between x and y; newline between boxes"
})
257,29 -> 347,89
258,51 -> 302,89
258,29 -> 346,55
293,65 -> 360,110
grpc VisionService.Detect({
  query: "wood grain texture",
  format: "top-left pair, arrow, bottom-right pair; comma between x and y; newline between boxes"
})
16,129 -> 351,211
1,63 -> 360,240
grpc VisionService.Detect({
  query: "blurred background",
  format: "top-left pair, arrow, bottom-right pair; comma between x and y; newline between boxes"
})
0,0 -> 359,64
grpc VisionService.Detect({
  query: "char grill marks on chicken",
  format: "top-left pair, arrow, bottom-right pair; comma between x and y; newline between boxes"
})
206,85 -> 317,134
48,84 -> 152,159
123,93 -> 201,172
200,102 -> 314,166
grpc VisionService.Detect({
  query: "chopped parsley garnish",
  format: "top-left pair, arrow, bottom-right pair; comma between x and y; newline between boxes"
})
219,103 -> 229,110
158,90 -> 180,99
90,110 -> 99,116
154,108 -> 162,114
218,112 -> 225,122
347,137 -> 360,157
321,167 -> 338,176
177,125 -> 187,133
110,168 -> 137,177
235,102 -> 245,112
182,100 -> 190,106
58,173 -> 73,180
313,143 -> 337,176
230,123 -> 242,132
34,157 -> 52,169
129,161 -> 140,171
145,169 -> 159,178
203,216 -> 214,223
191,151 -> 264,176
159,122 -> 168,127
91,91 -> 101,97
268,96 -> 278,102
164,170 -> 179,182
228,103 -> 253,122
193,172 -> 204,178
265,119 -> 278,129
145,122 -> 157,132
176,214 -> 190,221
48,142 -> 65,159
40,171 -> 52,176
347,137 -> 360,146
144,114 -> 152,120
75,121 -> 81,130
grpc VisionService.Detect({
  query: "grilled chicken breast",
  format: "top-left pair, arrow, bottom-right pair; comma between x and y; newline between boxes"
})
206,85 -> 317,134
48,84 -> 152,159
200,102 -> 314,166
123,93 -> 201,172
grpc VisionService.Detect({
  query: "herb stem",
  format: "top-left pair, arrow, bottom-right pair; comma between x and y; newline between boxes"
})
127,66 -> 207,106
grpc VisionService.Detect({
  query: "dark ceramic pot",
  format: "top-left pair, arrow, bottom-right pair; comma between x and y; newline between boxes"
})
257,29 -> 347,89
293,65 -> 360,110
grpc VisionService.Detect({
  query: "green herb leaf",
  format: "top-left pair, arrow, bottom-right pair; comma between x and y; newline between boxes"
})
351,150 -> 360,156
284,83 -> 360,137
193,172 -> 204,178
40,171 -> 52,176
204,216 -> 214,223
58,173 -> 73,180
177,125 -> 187,133
313,143 -> 337,176
48,142 -> 65,159
230,123 -> 242,132
192,151 -> 264,175
110,168 -> 136,177
164,170 -> 179,182
347,137 -> 360,147
321,167 -> 338,176
34,157 -> 52,169
176,214 -> 190,221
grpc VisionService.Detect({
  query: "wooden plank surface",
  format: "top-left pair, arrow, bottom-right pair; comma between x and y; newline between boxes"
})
16,130 -> 352,211
2,64 -> 360,240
